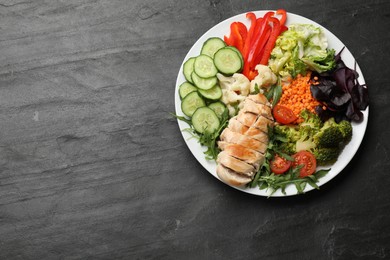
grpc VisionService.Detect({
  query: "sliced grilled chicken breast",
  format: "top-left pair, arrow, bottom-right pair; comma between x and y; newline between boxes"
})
236,110 -> 273,134
216,93 -> 273,187
241,98 -> 273,120
218,142 -> 265,169
220,128 -> 267,154
247,93 -> 269,105
216,164 -> 252,186
252,115 -> 273,133
228,117 -> 269,143
236,110 -> 257,128
217,151 -> 255,177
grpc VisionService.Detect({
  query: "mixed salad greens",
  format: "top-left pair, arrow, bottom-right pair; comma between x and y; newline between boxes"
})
176,10 -> 369,195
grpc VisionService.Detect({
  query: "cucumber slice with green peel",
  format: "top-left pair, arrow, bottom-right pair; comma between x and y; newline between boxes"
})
181,91 -> 206,117
191,107 -> 220,134
201,37 -> 226,58
183,57 -> 195,83
179,82 -> 197,99
214,47 -> 243,75
208,101 -> 227,119
198,85 -> 222,100
191,72 -> 218,90
225,46 -> 244,70
194,55 -> 218,78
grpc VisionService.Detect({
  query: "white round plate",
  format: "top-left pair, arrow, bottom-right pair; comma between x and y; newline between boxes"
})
174,11 -> 369,197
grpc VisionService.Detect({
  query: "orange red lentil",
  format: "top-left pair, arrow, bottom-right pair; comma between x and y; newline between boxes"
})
278,72 -> 320,123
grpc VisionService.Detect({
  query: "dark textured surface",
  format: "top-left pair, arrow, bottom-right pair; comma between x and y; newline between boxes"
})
0,0 -> 389,259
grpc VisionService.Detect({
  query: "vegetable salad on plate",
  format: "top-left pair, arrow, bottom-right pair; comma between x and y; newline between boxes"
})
175,9 -> 369,196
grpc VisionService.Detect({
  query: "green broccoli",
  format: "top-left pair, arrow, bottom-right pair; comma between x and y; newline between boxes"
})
312,147 -> 340,166
313,117 -> 352,148
338,120 -> 353,142
310,117 -> 353,165
272,110 -> 353,166
273,124 -> 300,154
314,127 -> 344,148
295,125 -> 316,152
299,110 -> 323,130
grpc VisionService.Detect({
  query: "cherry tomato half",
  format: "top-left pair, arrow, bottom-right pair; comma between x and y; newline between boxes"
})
272,104 -> 298,124
270,154 -> 292,175
292,150 -> 317,177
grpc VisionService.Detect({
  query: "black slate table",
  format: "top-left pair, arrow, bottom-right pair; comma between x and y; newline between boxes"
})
1,1 -> 389,259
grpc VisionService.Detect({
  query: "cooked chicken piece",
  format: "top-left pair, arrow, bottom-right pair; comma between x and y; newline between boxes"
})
217,151 -> 255,177
236,110 -> 273,134
241,98 -> 273,120
218,142 -> 265,169
227,116 -> 248,134
216,164 -> 252,186
236,110 -> 257,127
247,93 -> 269,105
227,117 -> 269,143
252,115 -> 274,133
219,128 -> 267,154
216,93 -> 273,187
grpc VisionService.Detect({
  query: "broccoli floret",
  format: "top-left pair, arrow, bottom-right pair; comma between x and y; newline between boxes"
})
273,125 -> 300,154
271,112 -> 352,166
338,120 -> 353,142
314,127 -> 344,148
274,124 -> 300,141
300,109 -> 323,130
314,117 -> 353,148
312,147 -> 341,166
296,125 -> 316,151
278,142 -> 296,155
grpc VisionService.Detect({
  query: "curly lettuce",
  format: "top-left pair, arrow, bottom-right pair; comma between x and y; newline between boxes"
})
268,24 -> 336,79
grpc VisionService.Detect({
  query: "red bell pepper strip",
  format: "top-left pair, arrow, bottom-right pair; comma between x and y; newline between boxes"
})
247,12 -> 274,67
242,12 -> 257,61
252,27 -> 271,66
224,35 -> 234,46
280,25 -> 288,34
236,22 -> 248,42
276,9 -> 287,26
224,22 -> 247,52
259,16 -> 281,65
231,22 -> 246,53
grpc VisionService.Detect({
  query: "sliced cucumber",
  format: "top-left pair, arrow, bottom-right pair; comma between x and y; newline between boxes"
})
181,91 -> 206,117
208,101 -> 226,119
191,72 -> 217,90
194,54 -> 218,78
214,47 -> 243,75
183,57 -> 195,83
198,85 -> 222,101
191,107 -> 220,134
179,82 -> 197,99
200,37 -> 226,58
225,46 -> 244,70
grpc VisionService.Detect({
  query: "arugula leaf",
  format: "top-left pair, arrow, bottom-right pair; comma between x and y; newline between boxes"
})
248,126 -> 331,196
264,84 -> 282,107
171,113 -> 192,126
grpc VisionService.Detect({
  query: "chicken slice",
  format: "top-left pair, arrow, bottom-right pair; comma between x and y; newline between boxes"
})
236,110 -> 257,127
236,111 -> 273,134
247,93 -> 269,105
218,142 -> 265,169
217,151 -> 255,177
216,164 -> 252,186
228,117 -> 270,143
219,128 -> 267,154
241,98 -> 273,120
252,115 -> 274,133
227,116 -> 248,134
